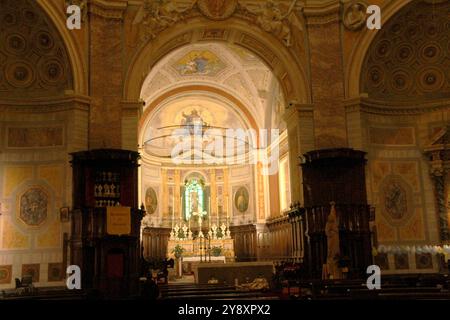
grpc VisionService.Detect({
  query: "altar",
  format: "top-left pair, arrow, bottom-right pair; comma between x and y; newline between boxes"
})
165,175 -> 236,276
167,238 -> 235,261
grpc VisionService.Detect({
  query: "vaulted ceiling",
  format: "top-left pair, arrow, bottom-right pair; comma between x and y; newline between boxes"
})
140,42 -> 285,130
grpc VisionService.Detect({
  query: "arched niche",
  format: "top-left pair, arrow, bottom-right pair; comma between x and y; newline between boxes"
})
36,0 -> 87,95
345,0 -> 413,98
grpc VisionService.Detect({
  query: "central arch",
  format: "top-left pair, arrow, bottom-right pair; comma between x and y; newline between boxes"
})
124,16 -> 310,105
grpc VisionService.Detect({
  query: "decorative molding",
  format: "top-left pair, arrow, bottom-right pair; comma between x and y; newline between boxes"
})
303,1 -> 340,26
89,0 -> 127,19
342,1 -> 368,31
343,96 -> 450,115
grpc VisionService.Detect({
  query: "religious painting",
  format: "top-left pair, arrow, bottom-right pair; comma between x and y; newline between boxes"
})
234,186 -> 249,213
19,187 -> 48,226
384,182 -> 407,219
174,50 -> 226,76
145,187 -> 158,215
415,253 -> 433,269
48,263 -> 63,282
22,264 -> 40,282
380,176 -> 412,224
0,265 -> 12,284
394,253 -> 409,270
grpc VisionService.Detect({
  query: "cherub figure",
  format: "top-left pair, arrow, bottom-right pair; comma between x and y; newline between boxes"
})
133,0 -> 193,41
248,0 -> 299,47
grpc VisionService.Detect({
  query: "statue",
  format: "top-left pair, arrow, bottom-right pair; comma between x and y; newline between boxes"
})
190,191 -> 199,214
132,0 -> 193,42
325,202 -> 342,279
246,0 -> 299,47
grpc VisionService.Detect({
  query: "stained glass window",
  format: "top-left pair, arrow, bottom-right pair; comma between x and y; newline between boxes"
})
184,179 -> 203,220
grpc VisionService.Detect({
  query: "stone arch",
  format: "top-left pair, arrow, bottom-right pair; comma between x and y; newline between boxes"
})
345,0 -> 413,98
36,0 -> 87,95
138,84 -> 259,133
124,16 -> 310,105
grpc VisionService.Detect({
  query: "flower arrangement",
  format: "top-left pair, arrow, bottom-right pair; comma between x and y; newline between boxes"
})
211,246 -> 222,257
172,244 -> 185,259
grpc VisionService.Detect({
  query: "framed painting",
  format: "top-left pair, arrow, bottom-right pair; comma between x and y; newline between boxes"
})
22,264 -> 40,282
48,263 -> 63,282
0,265 -> 12,284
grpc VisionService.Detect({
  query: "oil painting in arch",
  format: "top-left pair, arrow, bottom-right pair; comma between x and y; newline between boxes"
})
145,187 -> 158,215
173,50 -> 226,76
234,186 -> 249,213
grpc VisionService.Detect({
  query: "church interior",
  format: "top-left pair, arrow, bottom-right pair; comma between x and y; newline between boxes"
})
0,0 -> 450,302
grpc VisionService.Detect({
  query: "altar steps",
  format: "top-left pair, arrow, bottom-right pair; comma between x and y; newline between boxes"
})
159,284 -> 279,300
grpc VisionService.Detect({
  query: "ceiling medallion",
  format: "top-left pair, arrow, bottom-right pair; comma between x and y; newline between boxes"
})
343,1 -> 368,31
197,0 -> 238,21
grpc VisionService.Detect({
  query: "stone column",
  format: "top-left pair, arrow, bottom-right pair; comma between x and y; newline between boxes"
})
429,159 -> 449,241
304,2 -> 347,149
269,173 -> 280,218
122,100 -> 142,151
344,97 -> 367,151
89,1 -> 127,149
161,169 -> 168,219
174,169 -> 181,220
210,169 -> 217,218
223,168 -> 229,221
256,162 -> 266,222
283,104 -> 314,204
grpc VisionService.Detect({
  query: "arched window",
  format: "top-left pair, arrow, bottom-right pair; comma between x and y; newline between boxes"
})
184,179 -> 204,220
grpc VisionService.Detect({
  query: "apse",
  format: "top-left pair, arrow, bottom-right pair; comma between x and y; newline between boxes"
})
137,42 -> 290,262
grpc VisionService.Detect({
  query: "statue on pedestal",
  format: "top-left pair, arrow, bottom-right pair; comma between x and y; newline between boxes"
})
325,202 -> 342,280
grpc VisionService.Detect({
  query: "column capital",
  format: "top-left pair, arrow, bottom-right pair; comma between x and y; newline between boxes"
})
90,0 -> 127,20
304,0 -> 341,25
283,103 -> 314,127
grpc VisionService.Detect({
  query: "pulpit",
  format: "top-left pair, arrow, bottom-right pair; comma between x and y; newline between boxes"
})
69,149 -> 144,297
291,148 -> 373,279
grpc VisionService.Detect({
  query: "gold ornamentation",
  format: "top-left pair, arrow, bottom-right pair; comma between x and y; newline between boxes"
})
197,0 -> 238,20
